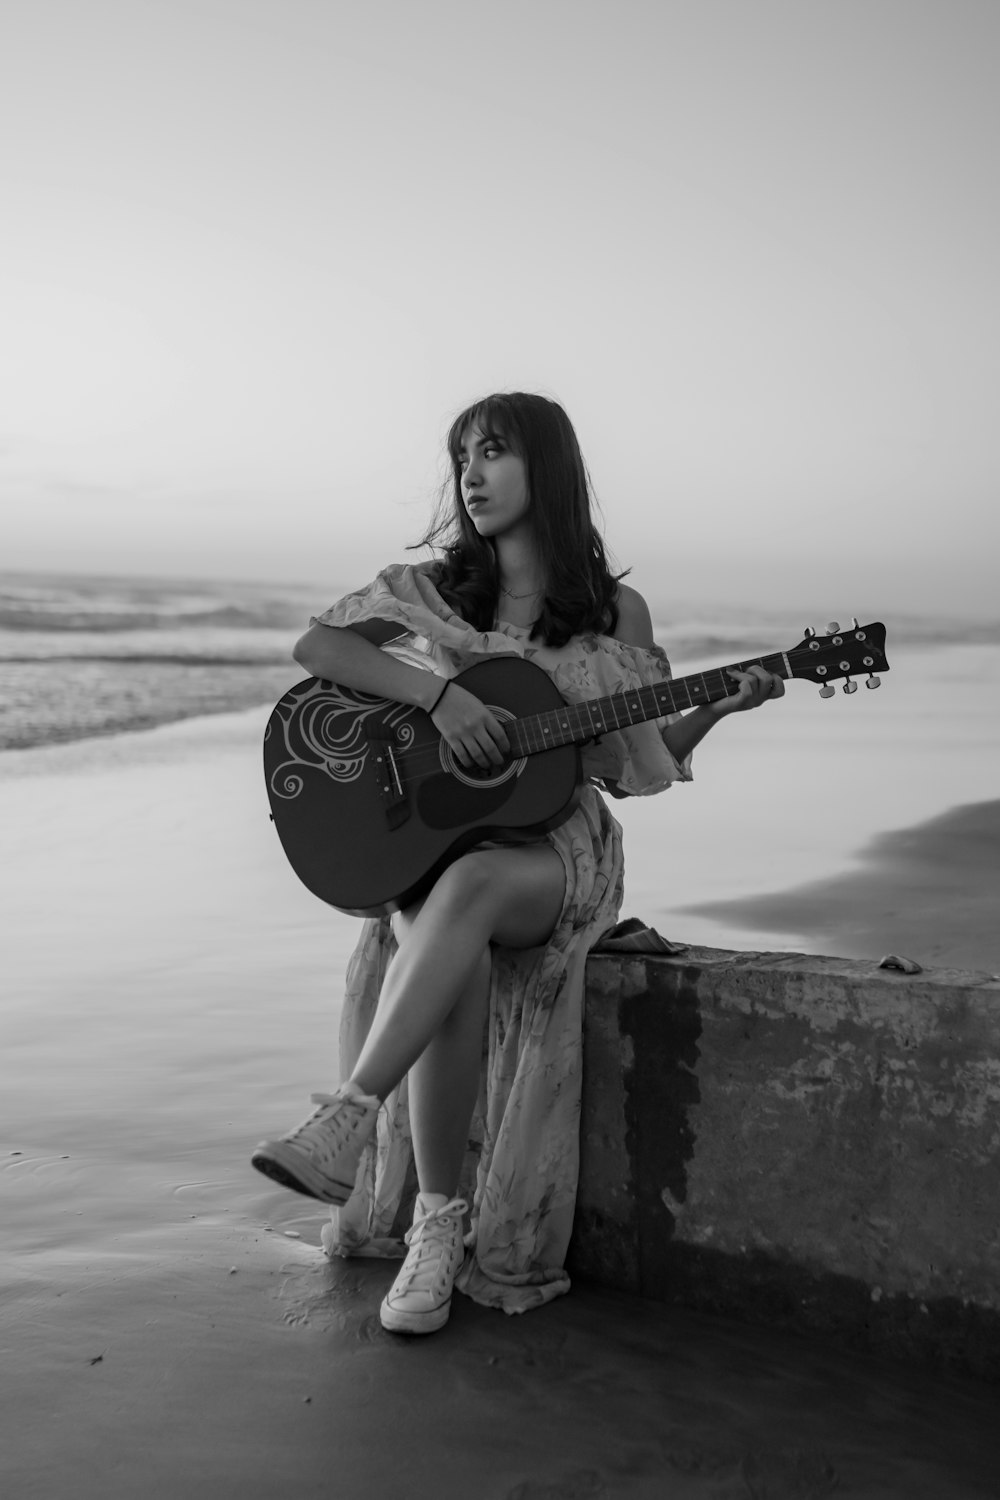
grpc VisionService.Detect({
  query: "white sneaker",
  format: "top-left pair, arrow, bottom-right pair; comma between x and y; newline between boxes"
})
250,1082 -> 380,1205
379,1194 -> 468,1335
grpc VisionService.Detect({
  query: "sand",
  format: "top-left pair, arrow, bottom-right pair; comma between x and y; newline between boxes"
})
3,671 -> 1000,1498
6,1247 -> 1000,1499
684,799 -> 1000,973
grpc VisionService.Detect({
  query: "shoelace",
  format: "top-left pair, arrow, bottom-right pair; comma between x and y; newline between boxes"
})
394,1199 -> 468,1295
286,1089 -> 373,1149
309,1087 -> 380,1112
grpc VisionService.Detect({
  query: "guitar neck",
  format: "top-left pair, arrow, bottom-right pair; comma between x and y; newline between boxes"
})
506,650 -> 791,757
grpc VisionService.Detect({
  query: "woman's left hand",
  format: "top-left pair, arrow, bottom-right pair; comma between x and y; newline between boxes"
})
710,664 -> 786,717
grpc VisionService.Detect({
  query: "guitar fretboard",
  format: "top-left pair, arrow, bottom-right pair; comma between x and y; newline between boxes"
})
506,652 -> 789,756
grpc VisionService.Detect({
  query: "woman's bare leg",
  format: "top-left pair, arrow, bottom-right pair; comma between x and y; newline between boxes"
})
348,846 -> 565,1196
407,946 -> 491,1196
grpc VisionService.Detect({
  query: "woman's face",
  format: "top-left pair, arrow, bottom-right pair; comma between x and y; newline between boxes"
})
458,424 -> 531,539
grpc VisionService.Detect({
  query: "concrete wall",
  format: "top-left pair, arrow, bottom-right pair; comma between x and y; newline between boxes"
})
569,946 -> 1000,1381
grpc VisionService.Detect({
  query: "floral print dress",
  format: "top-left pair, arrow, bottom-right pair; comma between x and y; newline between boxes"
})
312,563 -> 692,1314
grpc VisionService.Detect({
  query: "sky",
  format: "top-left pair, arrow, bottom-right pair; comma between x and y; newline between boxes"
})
1,0 -> 998,620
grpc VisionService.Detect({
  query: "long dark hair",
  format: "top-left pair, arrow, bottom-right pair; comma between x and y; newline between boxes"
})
412,392 -> 625,646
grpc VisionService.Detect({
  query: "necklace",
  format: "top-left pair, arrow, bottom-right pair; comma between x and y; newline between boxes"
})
500,584 -> 544,600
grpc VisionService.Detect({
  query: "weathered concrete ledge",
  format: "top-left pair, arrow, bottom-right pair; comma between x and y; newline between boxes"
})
569,946 -> 1000,1382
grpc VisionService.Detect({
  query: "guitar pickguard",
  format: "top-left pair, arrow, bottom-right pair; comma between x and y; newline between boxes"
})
417,770 -> 513,830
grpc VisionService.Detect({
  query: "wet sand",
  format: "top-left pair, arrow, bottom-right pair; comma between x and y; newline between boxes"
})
3,693 -> 1000,1497
683,799 -> 1000,973
613,639 -> 1000,955
6,1236 -> 1000,1499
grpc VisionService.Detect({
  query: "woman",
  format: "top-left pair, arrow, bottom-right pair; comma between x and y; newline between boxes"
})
252,392 -> 784,1334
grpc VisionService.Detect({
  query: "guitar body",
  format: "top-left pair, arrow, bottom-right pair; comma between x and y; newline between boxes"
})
263,656 -> 582,917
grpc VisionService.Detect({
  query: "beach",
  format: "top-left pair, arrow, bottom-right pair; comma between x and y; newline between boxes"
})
686,798 -> 1000,974
615,640 -> 1000,972
5,0 -> 1000,1479
3,628 -> 1000,1495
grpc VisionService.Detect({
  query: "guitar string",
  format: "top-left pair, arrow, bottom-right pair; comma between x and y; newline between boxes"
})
384,655 -> 822,779
378,654 -> 799,783
355,641 -> 881,786
386,678 -> 714,781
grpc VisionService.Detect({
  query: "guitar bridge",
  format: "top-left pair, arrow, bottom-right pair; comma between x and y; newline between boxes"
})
368,730 -> 410,832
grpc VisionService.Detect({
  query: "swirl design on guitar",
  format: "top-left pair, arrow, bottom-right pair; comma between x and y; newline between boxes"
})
266,680 -> 414,799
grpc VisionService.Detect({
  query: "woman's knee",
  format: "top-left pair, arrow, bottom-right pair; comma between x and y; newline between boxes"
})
430,847 -> 564,948
430,852 -> 496,913
391,856 -> 493,944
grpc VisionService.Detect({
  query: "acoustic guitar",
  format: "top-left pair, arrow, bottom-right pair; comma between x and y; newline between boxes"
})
264,620 -> 889,917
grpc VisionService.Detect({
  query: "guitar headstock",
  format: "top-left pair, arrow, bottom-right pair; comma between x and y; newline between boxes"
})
787,619 -> 889,697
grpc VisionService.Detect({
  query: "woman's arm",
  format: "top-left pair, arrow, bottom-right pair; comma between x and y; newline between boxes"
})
293,622 -> 443,711
293,622 -> 510,769
609,584 -> 785,775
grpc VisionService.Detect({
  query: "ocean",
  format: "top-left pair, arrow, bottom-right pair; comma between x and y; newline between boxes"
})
0,570 -> 318,751
3,567 -> 996,753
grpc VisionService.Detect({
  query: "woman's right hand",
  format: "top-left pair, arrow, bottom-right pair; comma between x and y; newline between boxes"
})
430,680 -> 510,769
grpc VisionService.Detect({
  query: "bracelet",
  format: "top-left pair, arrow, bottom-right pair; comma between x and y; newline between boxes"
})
428,677 -> 452,715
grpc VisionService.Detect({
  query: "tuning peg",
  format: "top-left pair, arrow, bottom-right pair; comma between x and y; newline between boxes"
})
826,620 -> 840,633
804,626 -> 816,638
850,616 -> 859,629
866,674 -> 881,689
819,683 -> 835,698
843,679 -> 858,694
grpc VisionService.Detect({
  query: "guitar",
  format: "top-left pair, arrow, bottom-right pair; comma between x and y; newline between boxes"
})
264,620 -> 889,917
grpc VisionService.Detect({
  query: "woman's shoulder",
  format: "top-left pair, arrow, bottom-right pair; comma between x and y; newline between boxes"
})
356,559 -> 444,599
609,582 -> 655,649
375,559 -> 441,583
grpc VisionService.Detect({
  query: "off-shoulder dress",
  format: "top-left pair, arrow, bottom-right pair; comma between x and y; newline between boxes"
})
311,563 -> 692,1314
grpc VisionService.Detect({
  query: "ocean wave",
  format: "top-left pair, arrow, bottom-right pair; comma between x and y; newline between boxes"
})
0,626 -> 294,663
0,658 -> 300,752
0,570 -> 323,635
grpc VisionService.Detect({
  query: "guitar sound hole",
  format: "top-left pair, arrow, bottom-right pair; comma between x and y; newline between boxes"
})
441,748 -> 524,790
460,759 -> 511,784
438,707 -> 526,790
